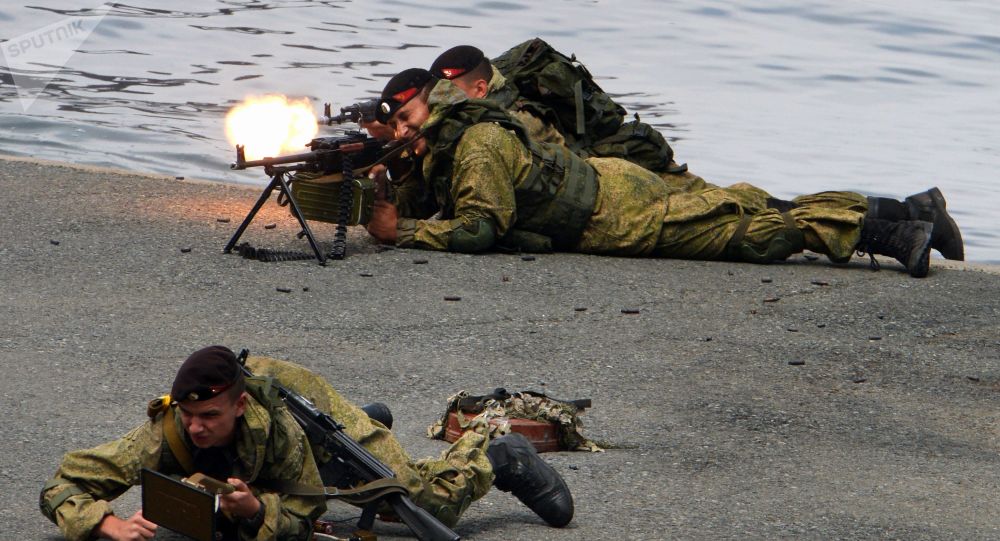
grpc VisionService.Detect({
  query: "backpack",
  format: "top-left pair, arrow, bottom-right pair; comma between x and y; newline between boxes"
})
492,38 -> 625,153
492,38 -> 675,173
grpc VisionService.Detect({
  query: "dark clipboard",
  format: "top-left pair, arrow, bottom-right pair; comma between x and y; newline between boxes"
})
141,468 -> 218,541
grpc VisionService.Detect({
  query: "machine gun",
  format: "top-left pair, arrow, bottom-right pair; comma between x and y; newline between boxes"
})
224,132 -> 385,263
323,99 -> 380,125
237,351 -> 460,541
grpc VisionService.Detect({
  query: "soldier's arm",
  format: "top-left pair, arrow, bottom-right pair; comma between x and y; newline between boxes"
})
40,420 -> 163,541
392,169 -> 438,220
242,408 -> 326,541
397,123 -> 521,251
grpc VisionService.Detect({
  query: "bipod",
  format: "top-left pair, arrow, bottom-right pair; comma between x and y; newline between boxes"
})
223,165 -> 328,265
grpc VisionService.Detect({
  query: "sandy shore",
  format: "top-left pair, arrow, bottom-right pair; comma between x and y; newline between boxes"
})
3,156 -> 998,540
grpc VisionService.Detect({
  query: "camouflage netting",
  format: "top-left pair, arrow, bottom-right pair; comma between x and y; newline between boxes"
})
427,390 -> 603,452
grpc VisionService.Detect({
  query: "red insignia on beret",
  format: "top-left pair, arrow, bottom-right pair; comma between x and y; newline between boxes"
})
392,87 -> 419,105
440,67 -> 467,80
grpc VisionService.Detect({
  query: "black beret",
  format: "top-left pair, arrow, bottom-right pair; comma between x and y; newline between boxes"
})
377,68 -> 434,123
430,45 -> 486,80
171,345 -> 242,403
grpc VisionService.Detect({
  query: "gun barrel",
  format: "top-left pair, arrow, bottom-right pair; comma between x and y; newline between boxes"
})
324,98 -> 380,125
388,494 -> 461,541
230,149 -> 329,170
327,112 -> 353,124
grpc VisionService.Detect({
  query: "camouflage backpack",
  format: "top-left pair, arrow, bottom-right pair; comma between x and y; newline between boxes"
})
427,388 -> 603,452
492,38 -> 675,173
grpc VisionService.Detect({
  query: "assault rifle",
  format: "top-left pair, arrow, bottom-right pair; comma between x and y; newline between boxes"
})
323,99 -> 380,125
237,351 -> 460,541
224,131 -> 384,263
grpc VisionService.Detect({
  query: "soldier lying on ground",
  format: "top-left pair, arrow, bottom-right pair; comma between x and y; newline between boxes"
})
426,43 -> 964,261
364,68 -> 963,277
364,43 -> 962,260
40,346 -> 573,541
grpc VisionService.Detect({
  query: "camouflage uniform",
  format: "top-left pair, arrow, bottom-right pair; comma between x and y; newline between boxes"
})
40,387 -> 326,541
244,356 -> 494,528
397,80 -> 865,263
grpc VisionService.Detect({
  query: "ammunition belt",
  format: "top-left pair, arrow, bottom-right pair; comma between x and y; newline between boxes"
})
237,242 -> 317,263
330,153 -> 353,260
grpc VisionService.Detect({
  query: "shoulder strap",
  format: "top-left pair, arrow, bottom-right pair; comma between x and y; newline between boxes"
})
455,387 -> 512,412
162,406 -> 196,474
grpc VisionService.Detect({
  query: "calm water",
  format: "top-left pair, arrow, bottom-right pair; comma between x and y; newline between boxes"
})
1,1 -> 998,261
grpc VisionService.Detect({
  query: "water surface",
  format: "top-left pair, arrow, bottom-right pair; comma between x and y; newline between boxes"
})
1,1 -> 997,260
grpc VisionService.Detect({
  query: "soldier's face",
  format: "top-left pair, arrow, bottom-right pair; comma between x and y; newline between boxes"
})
177,392 -> 247,448
389,97 -> 429,156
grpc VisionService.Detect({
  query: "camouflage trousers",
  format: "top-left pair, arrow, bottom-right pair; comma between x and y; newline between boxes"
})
245,357 -> 494,527
654,188 -> 868,263
660,164 -> 774,214
659,161 -> 869,219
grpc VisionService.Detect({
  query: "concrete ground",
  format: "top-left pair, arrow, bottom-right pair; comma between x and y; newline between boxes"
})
2,156 -> 998,540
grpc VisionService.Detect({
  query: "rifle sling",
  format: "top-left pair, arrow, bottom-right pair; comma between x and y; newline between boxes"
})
456,388 -> 511,412
456,388 -> 591,413
256,477 -> 408,505
163,406 -> 196,475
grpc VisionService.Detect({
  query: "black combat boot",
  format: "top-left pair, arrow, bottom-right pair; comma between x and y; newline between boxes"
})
857,218 -> 933,278
904,187 -> 964,261
766,197 -> 798,212
486,433 -> 574,527
868,188 -> 964,261
360,402 -> 393,429
866,196 -> 908,221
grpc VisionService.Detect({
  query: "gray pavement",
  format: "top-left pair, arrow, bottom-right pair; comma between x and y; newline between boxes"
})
2,157 -> 998,540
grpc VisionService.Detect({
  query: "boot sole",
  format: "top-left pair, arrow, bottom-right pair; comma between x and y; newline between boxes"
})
907,222 -> 933,278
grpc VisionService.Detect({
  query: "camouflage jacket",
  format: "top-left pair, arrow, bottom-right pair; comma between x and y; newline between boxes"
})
40,392 -> 325,541
397,79 -> 673,255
